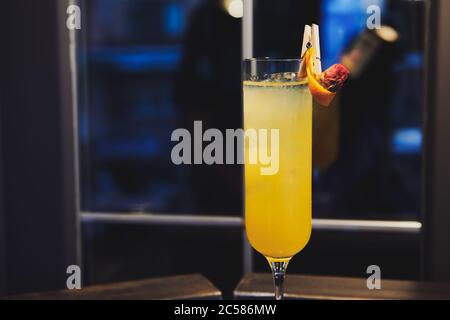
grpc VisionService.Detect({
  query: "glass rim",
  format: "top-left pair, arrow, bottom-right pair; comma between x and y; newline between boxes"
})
243,57 -> 302,63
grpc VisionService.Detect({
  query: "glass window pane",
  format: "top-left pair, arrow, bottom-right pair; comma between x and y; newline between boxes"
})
79,0 -> 424,220
254,0 -> 424,221
78,0 -> 243,215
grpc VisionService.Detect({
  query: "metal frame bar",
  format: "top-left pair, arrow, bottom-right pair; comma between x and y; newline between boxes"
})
0,97 -> 6,295
242,0 -> 253,59
65,0 -> 83,271
423,0 -> 450,282
81,212 -> 422,234
58,0 -> 83,274
82,212 -> 243,227
242,0 -> 254,274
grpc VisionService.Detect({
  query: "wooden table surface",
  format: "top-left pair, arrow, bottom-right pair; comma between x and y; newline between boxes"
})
234,273 -> 450,300
6,272 -> 450,300
4,274 -> 221,300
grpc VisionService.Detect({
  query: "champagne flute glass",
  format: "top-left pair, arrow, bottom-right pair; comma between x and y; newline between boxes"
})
243,58 -> 312,300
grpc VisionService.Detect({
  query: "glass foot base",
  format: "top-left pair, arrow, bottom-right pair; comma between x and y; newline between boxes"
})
266,257 -> 291,300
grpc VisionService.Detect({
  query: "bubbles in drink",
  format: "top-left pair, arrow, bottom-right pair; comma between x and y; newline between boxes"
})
267,72 -> 298,82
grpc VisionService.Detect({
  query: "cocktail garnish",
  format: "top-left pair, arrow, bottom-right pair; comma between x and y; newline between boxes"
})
300,24 -> 349,107
318,63 -> 349,93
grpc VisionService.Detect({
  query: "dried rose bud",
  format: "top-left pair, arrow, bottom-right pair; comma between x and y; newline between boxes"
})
319,64 -> 349,92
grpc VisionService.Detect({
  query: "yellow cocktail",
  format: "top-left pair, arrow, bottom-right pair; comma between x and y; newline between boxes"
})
244,80 -> 312,260
242,59 -> 313,300
241,25 -> 348,300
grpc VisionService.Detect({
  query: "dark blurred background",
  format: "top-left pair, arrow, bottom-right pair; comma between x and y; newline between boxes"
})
80,0 -> 423,219
76,0 -> 424,297
3,0 -> 442,299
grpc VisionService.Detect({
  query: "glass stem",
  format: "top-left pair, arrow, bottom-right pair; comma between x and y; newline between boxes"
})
267,258 -> 289,300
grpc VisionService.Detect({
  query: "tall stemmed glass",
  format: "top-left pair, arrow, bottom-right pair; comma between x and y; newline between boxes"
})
243,59 -> 312,300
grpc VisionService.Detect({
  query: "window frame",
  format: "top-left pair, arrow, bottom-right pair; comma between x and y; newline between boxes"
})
73,0 -> 426,277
